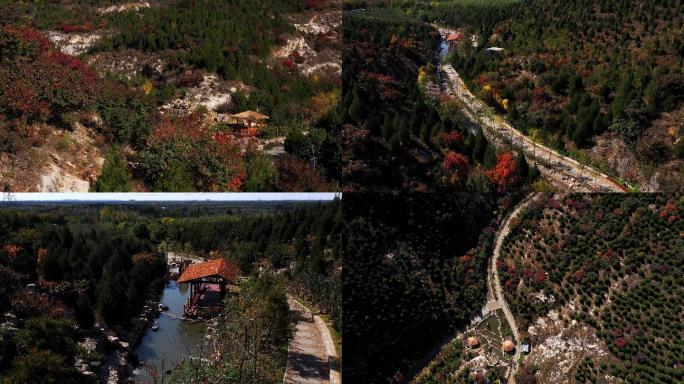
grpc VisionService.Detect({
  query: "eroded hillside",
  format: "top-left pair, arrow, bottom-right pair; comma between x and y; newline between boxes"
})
0,0 -> 341,192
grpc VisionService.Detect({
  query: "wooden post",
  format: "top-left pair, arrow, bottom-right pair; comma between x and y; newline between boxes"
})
220,281 -> 226,301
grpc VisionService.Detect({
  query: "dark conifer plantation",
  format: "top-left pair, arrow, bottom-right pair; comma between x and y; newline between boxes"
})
343,193 -> 518,382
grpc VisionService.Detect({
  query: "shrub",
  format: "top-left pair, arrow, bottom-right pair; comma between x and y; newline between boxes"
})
91,147 -> 133,192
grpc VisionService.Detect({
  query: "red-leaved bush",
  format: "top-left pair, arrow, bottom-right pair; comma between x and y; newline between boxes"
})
486,152 -> 517,191
439,131 -> 463,146
615,337 -> 628,349
281,59 -> 297,72
442,151 -> 469,173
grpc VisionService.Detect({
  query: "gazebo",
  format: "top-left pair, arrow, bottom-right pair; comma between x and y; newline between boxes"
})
502,339 -> 516,353
230,110 -> 269,137
177,259 -> 240,318
466,336 -> 480,348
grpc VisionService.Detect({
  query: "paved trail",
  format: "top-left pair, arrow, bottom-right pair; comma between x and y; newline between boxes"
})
284,297 -> 340,384
489,194 -> 539,382
436,27 -> 625,193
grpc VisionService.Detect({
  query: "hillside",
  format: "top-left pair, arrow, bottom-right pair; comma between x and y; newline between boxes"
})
415,0 -> 684,191
0,0 -> 341,192
499,194 -> 683,383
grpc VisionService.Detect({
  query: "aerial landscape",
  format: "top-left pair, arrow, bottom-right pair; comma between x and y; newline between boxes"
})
0,0 -> 341,192
340,0 -> 684,192
1,0 -> 684,383
0,194 -> 341,383
343,192 -> 683,383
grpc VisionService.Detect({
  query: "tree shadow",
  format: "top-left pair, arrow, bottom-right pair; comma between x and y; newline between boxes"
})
287,350 -> 329,380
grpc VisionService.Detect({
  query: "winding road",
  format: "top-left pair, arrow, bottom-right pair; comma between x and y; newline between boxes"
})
436,27 -> 625,193
488,194 -> 538,383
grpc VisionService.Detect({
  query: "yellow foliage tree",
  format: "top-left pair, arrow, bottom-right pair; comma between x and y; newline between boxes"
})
310,91 -> 340,121
418,67 -> 428,87
142,80 -> 154,95
390,33 -> 399,47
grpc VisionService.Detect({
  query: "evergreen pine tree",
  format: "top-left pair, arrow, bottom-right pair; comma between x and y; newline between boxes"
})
472,131 -> 487,163
348,92 -> 366,124
515,150 -> 529,181
483,143 -> 497,169
382,113 -> 394,142
92,148 -> 133,192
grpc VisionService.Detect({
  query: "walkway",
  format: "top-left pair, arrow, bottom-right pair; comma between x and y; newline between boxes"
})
284,297 -> 340,384
489,194 -> 538,382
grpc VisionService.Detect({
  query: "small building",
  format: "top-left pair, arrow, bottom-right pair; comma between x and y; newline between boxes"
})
231,110 -> 269,137
502,339 -> 515,353
521,342 -> 531,354
446,32 -> 464,50
177,259 -> 240,319
214,110 -> 269,138
486,47 -> 505,54
466,336 -> 480,348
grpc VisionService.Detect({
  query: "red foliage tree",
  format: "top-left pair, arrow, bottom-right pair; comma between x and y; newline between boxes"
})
276,155 -> 333,192
534,271 -> 547,284
147,113 -> 247,191
439,131 -> 463,146
281,59 -> 297,72
305,0 -> 325,10
4,80 -> 50,122
37,247 -> 48,265
486,152 -> 517,191
615,337 -> 628,349
442,151 -> 469,173
2,244 -> 21,260
60,24 -> 84,33
14,26 -> 52,51
43,51 -> 97,83
603,249 -> 616,259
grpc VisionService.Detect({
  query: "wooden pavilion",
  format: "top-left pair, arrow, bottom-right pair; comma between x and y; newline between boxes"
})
177,258 -> 240,319
230,110 -> 269,137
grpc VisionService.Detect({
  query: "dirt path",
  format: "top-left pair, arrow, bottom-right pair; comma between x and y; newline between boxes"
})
284,297 -> 339,384
490,194 -> 538,382
436,27 -> 625,193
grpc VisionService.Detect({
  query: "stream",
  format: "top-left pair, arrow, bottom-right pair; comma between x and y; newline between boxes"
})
133,281 -> 206,382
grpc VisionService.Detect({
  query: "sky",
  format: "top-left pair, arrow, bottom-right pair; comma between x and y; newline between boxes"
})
6,193 -> 341,202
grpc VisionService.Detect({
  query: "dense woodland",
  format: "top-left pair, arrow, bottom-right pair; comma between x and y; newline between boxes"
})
343,193 -> 518,382
0,200 -> 341,382
340,8 -> 539,192
0,0 -> 341,192
414,0 -> 684,189
500,194 -> 684,383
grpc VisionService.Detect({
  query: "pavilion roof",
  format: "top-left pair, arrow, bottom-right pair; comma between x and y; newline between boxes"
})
232,111 -> 269,120
178,258 -> 239,283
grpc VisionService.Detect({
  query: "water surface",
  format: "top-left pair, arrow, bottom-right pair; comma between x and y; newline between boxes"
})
135,281 -> 206,382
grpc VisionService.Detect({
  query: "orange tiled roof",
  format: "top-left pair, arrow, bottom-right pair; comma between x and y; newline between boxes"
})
177,259 -> 239,283
446,32 -> 464,42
